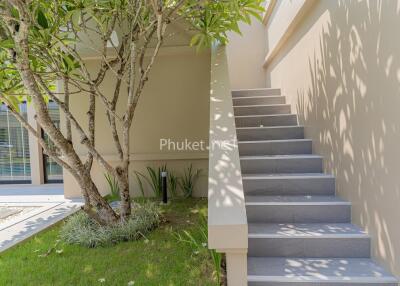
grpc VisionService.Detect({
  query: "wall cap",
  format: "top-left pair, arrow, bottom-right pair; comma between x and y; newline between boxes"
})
263,0 -> 317,68
208,44 -> 248,250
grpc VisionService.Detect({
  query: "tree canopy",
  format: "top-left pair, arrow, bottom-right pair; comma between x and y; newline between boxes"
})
0,0 -> 264,224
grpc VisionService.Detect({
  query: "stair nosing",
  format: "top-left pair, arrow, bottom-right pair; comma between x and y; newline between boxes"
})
247,275 -> 398,283
245,196 -> 350,206
235,113 -> 296,118
248,223 -> 369,239
242,173 -> 335,179
249,233 -> 369,239
238,139 -> 312,144
246,201 -> 351,206
232,88 -> 280,92
240,154 -> 322,159
233,103 -> 290,108
236,125 -> 303,130
233,95 -> 285,100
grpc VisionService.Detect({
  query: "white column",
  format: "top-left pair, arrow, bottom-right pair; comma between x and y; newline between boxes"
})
27,103 -> 44,185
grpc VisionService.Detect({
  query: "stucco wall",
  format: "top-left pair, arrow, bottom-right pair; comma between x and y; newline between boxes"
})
265,0 -> 400,276
63,48 -> 210,198
226,20 -> 267,90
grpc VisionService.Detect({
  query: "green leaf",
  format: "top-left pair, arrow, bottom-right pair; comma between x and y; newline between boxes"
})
190,33 -> 203,47
0,39 -> 14,49
7,96 -> 21,112
231,22 -> 242,35
246,10 -> 263,22
181,0 -> 264,49
61,37 -> 78,45
37,9 -> 49,29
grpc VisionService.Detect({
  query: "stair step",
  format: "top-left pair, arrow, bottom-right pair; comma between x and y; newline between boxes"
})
233,96 -> 285,106
242,173 -> 335,196
237,126 -> 304,141
246,196 -> 351,223
234,104 -> 291,116
248,257 -> 398,285
240,155 -> 323,174
248,223 -> 370,258
232,87 -> 398,284
239,139 -> 312,156
235,114 -> 298,127
232,88 -> 281,98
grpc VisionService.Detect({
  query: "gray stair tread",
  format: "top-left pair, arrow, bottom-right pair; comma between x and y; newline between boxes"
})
248,257 -> 398,283
242,173 -> 334,179
232,88 -> 281,95
232,88 -> 280,92
233,95 -> 284,100
239,139 -> 311,144
234,103 -> 290,108
235,113 -> 295,118
248,223 -> 368,238
236,125 -> 303,130
246,195 -> 350,205
240,154 -> 322,160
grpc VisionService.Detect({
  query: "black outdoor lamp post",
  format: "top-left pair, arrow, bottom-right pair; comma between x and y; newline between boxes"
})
161,171 -> 168,204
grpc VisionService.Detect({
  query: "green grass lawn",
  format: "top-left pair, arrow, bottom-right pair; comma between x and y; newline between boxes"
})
0,198 -> 216,286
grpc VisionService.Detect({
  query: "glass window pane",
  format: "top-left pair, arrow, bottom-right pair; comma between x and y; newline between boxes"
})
0,103 -> 31,183
43,101 -> 63,182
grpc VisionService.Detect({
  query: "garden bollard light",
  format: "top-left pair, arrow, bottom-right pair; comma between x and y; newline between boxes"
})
161,171 -> 168,204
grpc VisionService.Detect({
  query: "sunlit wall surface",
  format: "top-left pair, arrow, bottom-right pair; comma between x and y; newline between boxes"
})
0,103 -> 31,183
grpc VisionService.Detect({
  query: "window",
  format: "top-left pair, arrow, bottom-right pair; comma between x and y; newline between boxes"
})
0,103 -> 31,183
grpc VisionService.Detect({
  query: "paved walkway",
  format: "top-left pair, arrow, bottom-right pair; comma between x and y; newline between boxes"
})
0,184 -> 83,252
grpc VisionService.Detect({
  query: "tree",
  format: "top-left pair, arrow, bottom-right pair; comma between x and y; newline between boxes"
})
0,0 -> 263,225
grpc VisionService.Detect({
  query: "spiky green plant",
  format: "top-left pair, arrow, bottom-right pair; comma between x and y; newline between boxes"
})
134,165 -> 167,198
179,165 -> 202,198
104,173 -> 120,202
134,172 -> 146,197
175,216 -> 223,285
168,172 -> 180,197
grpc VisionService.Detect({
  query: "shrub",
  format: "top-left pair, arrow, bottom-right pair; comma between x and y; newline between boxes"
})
60,202 -> 160,248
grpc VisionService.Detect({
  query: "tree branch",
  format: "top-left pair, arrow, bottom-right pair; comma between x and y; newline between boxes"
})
0,93 -> 73,174
34,75 -> 118,177
63,76 -> 72,142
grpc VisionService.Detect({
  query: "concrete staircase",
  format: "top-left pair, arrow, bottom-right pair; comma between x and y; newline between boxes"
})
232,88 -> 399,285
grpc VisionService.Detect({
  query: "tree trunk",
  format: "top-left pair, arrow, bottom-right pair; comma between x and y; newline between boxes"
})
116,166 -> 131,221
77,169 -> 119,225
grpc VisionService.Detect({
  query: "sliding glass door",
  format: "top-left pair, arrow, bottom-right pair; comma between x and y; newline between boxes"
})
0,101 -> 63,184
42,101 -> 63,183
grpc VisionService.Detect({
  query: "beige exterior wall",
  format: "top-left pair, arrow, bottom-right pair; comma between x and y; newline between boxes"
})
226,19 -> 267,89
266,0 -> 308,51
63,47 -> 210,198
264,0 -> 400,276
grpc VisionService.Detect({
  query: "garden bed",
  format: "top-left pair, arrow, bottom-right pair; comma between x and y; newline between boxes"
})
0,198 -> 217,285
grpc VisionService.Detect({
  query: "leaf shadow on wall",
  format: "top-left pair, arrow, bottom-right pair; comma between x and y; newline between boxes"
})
295,0 -> 400,272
